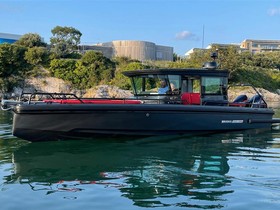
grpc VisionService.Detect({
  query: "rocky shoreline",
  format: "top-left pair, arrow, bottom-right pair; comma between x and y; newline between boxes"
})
11,77 -> 133,98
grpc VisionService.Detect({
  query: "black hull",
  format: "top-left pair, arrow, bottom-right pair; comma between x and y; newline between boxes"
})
12,104 -> 275,141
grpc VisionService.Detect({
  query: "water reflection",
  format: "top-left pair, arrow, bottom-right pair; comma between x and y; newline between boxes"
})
0,109 -> 280,208
0,110 -> 13,139
1,130 -> 278,208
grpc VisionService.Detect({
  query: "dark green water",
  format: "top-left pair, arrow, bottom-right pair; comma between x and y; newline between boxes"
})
0,110 -> 280,210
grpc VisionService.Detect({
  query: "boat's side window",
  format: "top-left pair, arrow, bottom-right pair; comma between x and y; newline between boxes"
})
168,75 -> 180,93
201,77 -> 226,95
192,79 -> 200,93
132,75 -> 182,95
181,78 -> 200,93
158,80 -> 169,94
132,75 -> 170,95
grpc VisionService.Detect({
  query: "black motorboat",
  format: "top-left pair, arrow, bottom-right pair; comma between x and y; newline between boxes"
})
2,57 -> 280,141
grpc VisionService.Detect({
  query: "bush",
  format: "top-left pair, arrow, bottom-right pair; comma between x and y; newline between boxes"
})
231,67 -> 280,91
0,44 -> 31,92
111,61 -> 150,90
49,59 -> 77,82
49,51 -> 115,89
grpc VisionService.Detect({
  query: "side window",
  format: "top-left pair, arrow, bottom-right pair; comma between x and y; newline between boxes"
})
192,79 -> 200,93
168,75 -> 180,92
201,77 -> 224,95
131,75 -> 184,95
133,77 -> 144,95
181,78 -> 200,93
132,75 -> 169,95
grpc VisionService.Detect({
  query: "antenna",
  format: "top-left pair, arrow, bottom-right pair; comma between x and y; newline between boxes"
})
202,25 -> 205,48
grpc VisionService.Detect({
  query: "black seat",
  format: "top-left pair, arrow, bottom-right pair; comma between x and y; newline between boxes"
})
233,94 -> 248,103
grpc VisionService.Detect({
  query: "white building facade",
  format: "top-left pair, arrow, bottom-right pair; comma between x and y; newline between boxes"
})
82,40 -> 173,61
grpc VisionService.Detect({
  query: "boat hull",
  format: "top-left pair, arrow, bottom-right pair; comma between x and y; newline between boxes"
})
12,103 -> 275,141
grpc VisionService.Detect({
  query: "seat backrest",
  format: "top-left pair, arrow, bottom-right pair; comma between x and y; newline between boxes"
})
247,94 -> 262,103
181,92 -> 201,105
233,94 -> 248,103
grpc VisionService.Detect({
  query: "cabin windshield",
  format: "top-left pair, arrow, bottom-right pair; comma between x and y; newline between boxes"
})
131,75 -> 181,95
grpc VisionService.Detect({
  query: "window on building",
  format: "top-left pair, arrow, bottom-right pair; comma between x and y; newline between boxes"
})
259,44 -> 278,49
156,51 -> 163,60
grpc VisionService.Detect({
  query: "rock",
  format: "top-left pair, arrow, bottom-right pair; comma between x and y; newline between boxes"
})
12,77 -> 73,96
228,87 -> 280,102
10,77 -> 133,99
83,85 -> 133,98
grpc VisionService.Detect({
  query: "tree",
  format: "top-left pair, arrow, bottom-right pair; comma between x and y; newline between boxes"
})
212,46 -> 242,74
267,51 -> 280,70
50,26 -> 82,58
49,51 -> 115,89
252,53 -> 274,68
0,44 -> 31,92
187,49 -> 211,68
24,47 -> 50,77
111,61 -> 150,90
173,53 -> 185,62
25,47 -> 49,66
112,56 -> 139,66
74,51 -> 115,88
49,59 -> 77,82
15,33 -> 46,48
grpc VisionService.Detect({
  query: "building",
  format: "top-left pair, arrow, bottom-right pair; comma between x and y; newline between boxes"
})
185,48 -> 207,58
0,33 -> 21,44
186,39 -> 280,58
241,39 -> 280,53
79,40 -> 173,61
206,43 -> 241,50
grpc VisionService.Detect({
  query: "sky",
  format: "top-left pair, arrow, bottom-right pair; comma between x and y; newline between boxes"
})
1,0 -> 280,56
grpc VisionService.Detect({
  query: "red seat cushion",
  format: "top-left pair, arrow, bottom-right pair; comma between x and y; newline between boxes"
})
181,93 -> 201,105
44,99 -> 141,104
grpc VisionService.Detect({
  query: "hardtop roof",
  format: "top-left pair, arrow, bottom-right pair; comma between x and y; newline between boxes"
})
123,68 -> 229,77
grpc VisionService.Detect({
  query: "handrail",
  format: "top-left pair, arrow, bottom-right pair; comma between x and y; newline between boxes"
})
18,92 -> 146,104
19,92 -> 85,104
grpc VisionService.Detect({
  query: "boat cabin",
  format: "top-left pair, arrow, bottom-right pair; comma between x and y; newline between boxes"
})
123,68 -> 229,105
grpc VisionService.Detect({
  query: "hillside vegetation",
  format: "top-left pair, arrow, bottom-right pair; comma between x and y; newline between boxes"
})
0,28 -> 279,95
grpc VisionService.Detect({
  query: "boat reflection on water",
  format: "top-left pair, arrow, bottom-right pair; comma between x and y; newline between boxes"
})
7,130 -> 278,208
